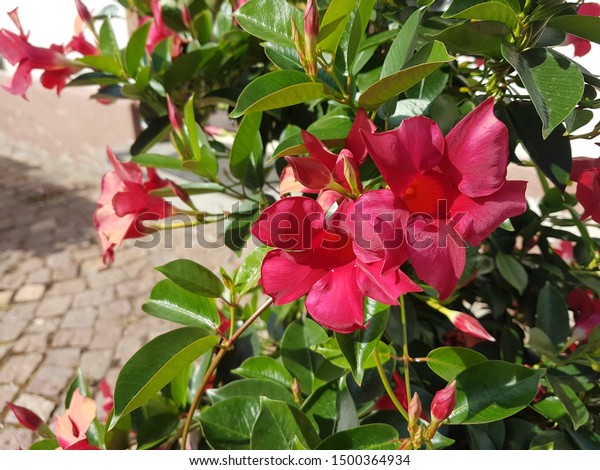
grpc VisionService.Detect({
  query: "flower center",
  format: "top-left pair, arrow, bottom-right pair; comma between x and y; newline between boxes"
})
403,171 -> 454,217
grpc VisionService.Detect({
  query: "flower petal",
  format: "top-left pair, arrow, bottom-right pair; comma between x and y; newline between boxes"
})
451,180 -> 527,245
285,155 -> 332,190
301,130 -> 338,170
346,108 -> 376,165
571,157 -> 599,181
251,196 -> 324,249
106,147 -> 143,184
444,98 -> 509,198
575,168 -> 600,222
279,165 -> 318,195
305,263 -> 365,333
357,260 -> 421,305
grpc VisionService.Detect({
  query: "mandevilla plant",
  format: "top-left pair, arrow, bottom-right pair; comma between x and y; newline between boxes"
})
3,0 -> 600,451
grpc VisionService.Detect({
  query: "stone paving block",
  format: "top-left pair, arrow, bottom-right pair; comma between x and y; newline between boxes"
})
5,393 -> 56,424
0,426 -> 34,450
0,290 -> 14,309
0,319 -> 28,342
97,298 -> 131,319
26,267 -> 51,284
46,278 -> 86,296
89,320 -> 123,349
80,349 -> 112,382
119,258 -> 150,277
72,288 -> 114,308
15,257 -> 44,274
36,294 -> 72,317
0,271 -> 26,291
89,268 -> 126,288
80,257 -> 105,275
0,383 -> 19,408
51,264 -> 79,281
0,345 -> 11,362
30,218 -> 58,233
52,328 -> 93,348
27,317 -> 60,334
71,244 -> 100,262
13,284 -> 46,303
44,347 -> 81,367
0,353 -> 43,385
2,302 -> 37,321
45,251 -> 72,269
61,306 -> 97,329
12,333 -> 49,354
116,278 -> 155,299
26,364 -> 74,397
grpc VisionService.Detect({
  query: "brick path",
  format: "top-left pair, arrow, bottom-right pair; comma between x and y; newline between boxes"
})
0,133 -> 239,449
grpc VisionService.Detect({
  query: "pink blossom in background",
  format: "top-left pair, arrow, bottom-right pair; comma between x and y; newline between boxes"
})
570,154 -> 600,223
142,0 -> 183,57
564,2 -> 600,57
568,289 -> 600,342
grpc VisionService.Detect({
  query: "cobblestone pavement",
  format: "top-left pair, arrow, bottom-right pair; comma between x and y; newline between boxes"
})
0,134 -> 240,449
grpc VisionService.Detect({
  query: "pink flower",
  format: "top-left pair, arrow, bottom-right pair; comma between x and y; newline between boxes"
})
303,0 -> 319,78
251,197 -> 420,333
143,0 -> 183,57
570,155 -> 600,223
564,3 -> 600,57
75,0 -> 93,25
554,240 -> 575,264
98,379 -> 114,421
356,98 -> 527,299
0,8 -> 97,98
430,380 -> 457,423
281,109 -> 375,209
54,389 -> 98,450
568,289 -> 600,342
94,147 -> 174,265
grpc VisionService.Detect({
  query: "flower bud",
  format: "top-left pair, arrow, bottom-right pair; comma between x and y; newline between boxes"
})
166,96 -> 182,133
427,298 -> 495,342
292,378 -> 303,404
75,0 -> 93,25
303,0 -> 319,79
407,392 -> 422,435
290,18 -> 307,69
182,5 -> 193,29
339,150 -> 361,196
430,379 -> 456,423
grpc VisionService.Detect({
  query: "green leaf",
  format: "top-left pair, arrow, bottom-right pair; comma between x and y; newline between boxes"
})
77,56 -> 123,76
149,182 -> 225,198
104,410 -> 131,449
230,71 -> 329,118
444,1 -> 519,28
130,116 -> 171,155
316,424 -> 400,450
427,347 -> 487,381
125,22 -> 151,76
264,44 -> 303,71
235,246 -> 271,296
505,101 -> 572,190
29,439 -> 60,450
335,299 -> 389,385
548,14 -> 600,44
207,379 -> 296,406
142,279 -> 219,329
235,0 -> 303,48
99,19 -> 120,60
495,253 -> 528,294
341,0 -> 377,71
532,396 -> 571,429
318,0 -> 355,54
163,48 -> 218,91
200,397 -> 261,450
67,72 -> 122,87
358,41 -> 453,110
155,259 -> 224,298
546,375 -> 589,430
567,428 -> 600,450
132,153 -> 182,169
233,357 -> 293,388
111,328 -> 218,426
448,361 -> 544,424
381,8 -> 423,78
527,327 -> 560,363
182,96 -> 219,180
432,21 -> 508,58
281,319 -> 344,395
230,112 -> 263,180
136,413 -> 180,449
536,282 -> 569,346
501,46 -> 584,138
251,398 -> 320,450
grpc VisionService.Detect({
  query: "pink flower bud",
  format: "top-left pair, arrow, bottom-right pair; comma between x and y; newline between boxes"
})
290,18 -> 307,68
75,0 -> 93,24
303,0 -> 319,78
408,392 -> 422,434
6,402 -> 44,432
430,379 -> 457,423
452,312 -> 495,342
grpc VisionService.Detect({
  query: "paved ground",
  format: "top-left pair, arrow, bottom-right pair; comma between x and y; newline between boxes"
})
0,130 -> 240,449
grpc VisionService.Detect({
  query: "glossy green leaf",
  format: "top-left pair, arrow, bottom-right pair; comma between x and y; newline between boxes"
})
207,379 -> 296,406
501,46 -> 584,138
444,1 -> 519,28
132,153 -> 182,169
548,14 -> 600,44
567,428 -> 600,450
536,281 -> 569,346
182,97 -> 219,180
495,253 -> 528,294
130,116 -> 171,155
230,112 -> 263,180
432,21 -> 508,58
318,0 -> 355,54
532,396 -> 571,428
125,22 -> 151,76
427,347 -> 487,381
359,41 -> 453,110
149,182 -> 224,198
99,19 -> 120,60
142,279 -> 219,329
264,44 -> 303,71
29,439 -> 59,450
111,328 -> 218,427
235,246 -> 271,296
547,375 -> 589,430
104,410 -> 131,449
316,424 -> 400,450
163,48 -> 218,91
251,398 -> 320,450
233,356 -> 293,388
155,259 -> 224,298
527,327 -> 560,363
340,0 -> 377,70
230,71 -> 329,118
77,56 -> 123,76
505,101 -> 572,190
67,72 -> 122,87
335,299 -> 389,384
281,319 -> 345,395
235,0 -> 303,48
381,8 -> 423,78
448,361 -> 544,424
136,413 -> 180,449
200,397 -> 261,450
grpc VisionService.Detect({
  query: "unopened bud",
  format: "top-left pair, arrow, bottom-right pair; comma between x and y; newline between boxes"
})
166,96 -> 183,133
407,392 -> 422,435
182,5 -> 193,28
430,379 -> 456,423
427,298 -> 495,342
291,18 -> 307,69
340,150 -> 361,196
303,0 -> 319,79
75,0 -> 93,24
292,378 -> 302,404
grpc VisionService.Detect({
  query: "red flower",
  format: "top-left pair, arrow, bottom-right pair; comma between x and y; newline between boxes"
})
94,147 -> 173,265
54,389 -> 99,450
281,109 -> 376,207
356,98 -> 527,299
564,2 -> 600,57
570,155 -> 600,223
375,371 -> 409,411
251,197 -> 420,333
568,289 -> 600,342
0,8 -> 97,98
430,380 -> 456,423
142,0 -> 183,57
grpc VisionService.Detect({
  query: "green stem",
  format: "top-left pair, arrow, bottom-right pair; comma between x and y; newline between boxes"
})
535,166 -> 551,194
400,295 -> 411,401
180,298 -> 273,449
374,350 -> 409,421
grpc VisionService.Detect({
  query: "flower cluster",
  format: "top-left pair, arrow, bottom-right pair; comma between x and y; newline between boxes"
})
255,99 -> 528,333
